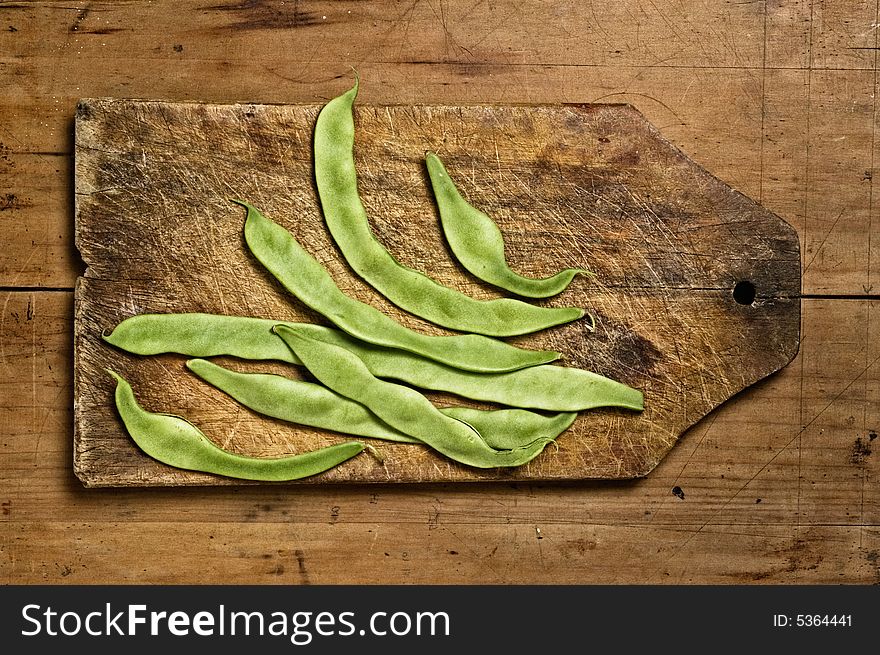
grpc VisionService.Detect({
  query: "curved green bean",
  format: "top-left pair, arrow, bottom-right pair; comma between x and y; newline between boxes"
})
104,313 -> 643,412
108,370 -> 364,481
186,358 -> 576,449
104,313 -> 297,361
426,152 -> 590,299
443,406 -> 575,451
240,200 -> 559,373
274,325 -> 556,468
185,358 -> 417,443
314,79 -> 586,336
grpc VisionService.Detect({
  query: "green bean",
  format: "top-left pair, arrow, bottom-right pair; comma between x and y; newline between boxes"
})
240,200 -> 558,373
107,370 -> 364,481
294,323 -> 642,412
186,358 -> 576,449
104,313 -> 297,361
426,152 -> 590,299
104,313 -> 643,412
185,358 -> 417,443
274,325 -> 556,468
314,79 -> 586,336
442,406 -> 575,451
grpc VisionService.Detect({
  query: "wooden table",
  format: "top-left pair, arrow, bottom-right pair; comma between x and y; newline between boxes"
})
1,0 -> 877,584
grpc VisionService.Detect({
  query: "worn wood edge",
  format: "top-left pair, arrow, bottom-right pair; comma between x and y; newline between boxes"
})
619,102 -> 803,301
609,102 -> 804,479
632,305 -> 801,480
73,277 -> 97,488
72,101 -> 90,264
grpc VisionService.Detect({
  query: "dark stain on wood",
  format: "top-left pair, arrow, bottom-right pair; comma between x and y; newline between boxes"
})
851,436 -> 872,465
294,549 -> 310,584
69,7 -> 89,33
207,0 -> 327,31
1,192 -> 21,211
588,311 -> 662,384
80,28 -> 128,35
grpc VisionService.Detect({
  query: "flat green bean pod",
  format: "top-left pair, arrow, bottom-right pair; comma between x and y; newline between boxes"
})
240,200 -> 559,373
104,313 -> 643,412
274,325 -> 556,469
426,152 -> 590,299
186,358 -> 576,449
103,313 -> 297,361
443,406 -> 575,451
108,370 -> 364,481
314,79 -> 586,336
185,358 -> 417,443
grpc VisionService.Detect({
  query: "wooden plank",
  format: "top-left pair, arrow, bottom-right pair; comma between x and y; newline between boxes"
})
0,65 -> 768,289
2,522 -> 878,585
4,294 -> 870,527
0,153 -> 79,287
0,1 -> 770,70
2,2 -> 877,293
0,0 -> 869,73
1,292 -> 877,582
72,98 -> 799,486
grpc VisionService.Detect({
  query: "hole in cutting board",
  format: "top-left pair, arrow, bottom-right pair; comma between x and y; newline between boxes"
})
733,280 -> 756,305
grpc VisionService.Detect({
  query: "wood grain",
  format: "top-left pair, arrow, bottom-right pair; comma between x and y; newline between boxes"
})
72,98 -> 798,485
1,1 -> 876,294
1,0 -> 877,583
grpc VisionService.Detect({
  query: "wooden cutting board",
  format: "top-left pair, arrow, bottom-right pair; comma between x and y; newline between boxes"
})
73,98 -> 800,487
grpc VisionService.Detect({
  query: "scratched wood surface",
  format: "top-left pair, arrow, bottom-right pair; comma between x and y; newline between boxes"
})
73,98 -> 799,486
1,0 -> 878,582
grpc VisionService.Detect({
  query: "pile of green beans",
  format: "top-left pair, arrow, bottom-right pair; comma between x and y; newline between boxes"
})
273,326 -> 558,469
186,358 -> 577,450
105,314 -> 641,412
313,79 -> 587,336
240,201 -> 558,373
104,78 -> 644,480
